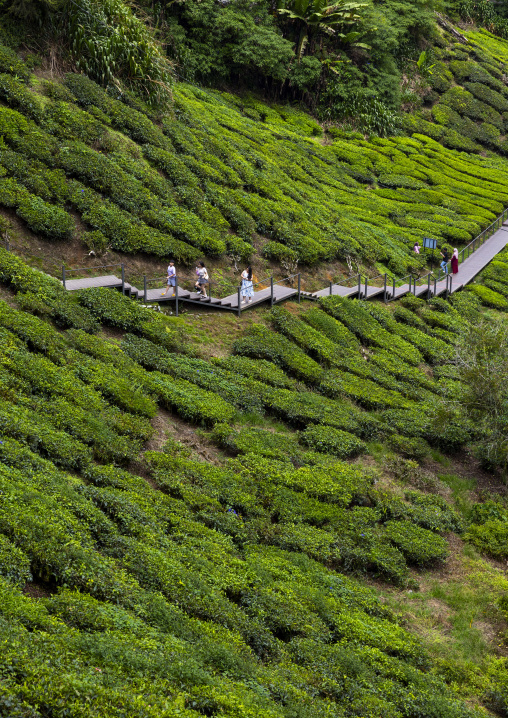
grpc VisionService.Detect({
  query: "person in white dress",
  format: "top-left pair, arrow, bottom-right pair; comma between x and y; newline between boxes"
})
241,266 -> 254,304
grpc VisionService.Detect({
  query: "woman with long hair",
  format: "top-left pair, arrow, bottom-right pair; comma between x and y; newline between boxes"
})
451,248 -> 459,275
240,266 -> 254,304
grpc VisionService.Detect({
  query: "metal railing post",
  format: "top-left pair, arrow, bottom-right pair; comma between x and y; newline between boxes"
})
392,275 -> 396,300
175,276 -> 179,317
433,276 -> 437,296
383,274 -> 387,304
297,273 -> 301,303
270,277 -> 274,307
62,266 -> 66,288
427,273 -> 431,299
364,275 -> 368,299
449,275 -> 453,295
121,264 -> 125,294
329,281 -> 333,295
237,286 -> 242,317
144,276 -> 147,303
358,274 -> 361,296
408,276 -> 412,295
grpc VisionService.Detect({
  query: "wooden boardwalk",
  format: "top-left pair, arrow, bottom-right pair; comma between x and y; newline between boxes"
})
387,224 -> 508,301
62,223 -> 508,314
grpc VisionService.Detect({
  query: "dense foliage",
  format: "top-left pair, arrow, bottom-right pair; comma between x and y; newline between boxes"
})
1,7 -> 508,714
2,43 -> 508,273
1,249 -> 506,717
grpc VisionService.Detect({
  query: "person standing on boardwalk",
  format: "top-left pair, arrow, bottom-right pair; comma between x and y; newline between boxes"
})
440,247 -> 449,275
195,261 -> 209,298
161,260 -> 176,296
241,266 -> 254,304
451,248 -> 459,275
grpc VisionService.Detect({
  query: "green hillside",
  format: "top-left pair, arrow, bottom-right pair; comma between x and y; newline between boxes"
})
0,247 -> 508,718
2,22 -> 508,279
2,2 -> 508,717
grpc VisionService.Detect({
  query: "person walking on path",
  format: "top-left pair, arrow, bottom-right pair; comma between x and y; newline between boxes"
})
241,266 -> 254,304
451,248 -> 459,275
440,248 -> 449,275
195,261 -> 209,298
161,260 -> 176,296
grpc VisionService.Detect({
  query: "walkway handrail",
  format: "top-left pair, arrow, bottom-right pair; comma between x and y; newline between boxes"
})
241,275 -> 275,290
460,208 -> 508,264
359,273 -> 389,302
273,272 -> 302,305
323,273 -> 361,297
385,273 -> 415,303
64,263 -> 124,272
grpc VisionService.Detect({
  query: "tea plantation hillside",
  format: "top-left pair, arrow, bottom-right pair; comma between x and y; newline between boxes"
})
4,22 -> 508,279
0,248 -> 508,717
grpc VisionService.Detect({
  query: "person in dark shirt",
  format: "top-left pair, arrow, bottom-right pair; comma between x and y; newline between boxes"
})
440,248 -> 449,275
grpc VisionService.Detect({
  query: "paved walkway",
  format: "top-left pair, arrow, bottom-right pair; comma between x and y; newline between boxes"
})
62,224 -> 508,314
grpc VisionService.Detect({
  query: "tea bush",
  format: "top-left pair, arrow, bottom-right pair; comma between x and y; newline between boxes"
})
466,283 -> 508,310
0,534 -> 32,587
319,296 -> 422,365
79,286 -> 183,350
384,521 -> 449,566
465,520 -> 508,558
1,42 -> 507,711
16,194 -> 74,239
299,425 -> 367,458
233,323 -> 324,384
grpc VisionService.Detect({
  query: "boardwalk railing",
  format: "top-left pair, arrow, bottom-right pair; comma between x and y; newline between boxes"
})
62,263 -> 125,292
234,273 -> 302,316
359,273 -> 388,302
386,273 -> 413,303
382,206 -> 508,302
323,274 -> 361,296
459,208 -> 508,265
143,274 -> 183,315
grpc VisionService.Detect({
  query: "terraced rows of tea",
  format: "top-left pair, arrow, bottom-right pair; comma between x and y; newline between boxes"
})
3,36 -> 508,277
1,248 -> 508,717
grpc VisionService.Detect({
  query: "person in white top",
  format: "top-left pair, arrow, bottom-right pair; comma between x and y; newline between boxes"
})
241,266 -> 254,304
161,261 -> 176,296
195,261 -> 209,298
